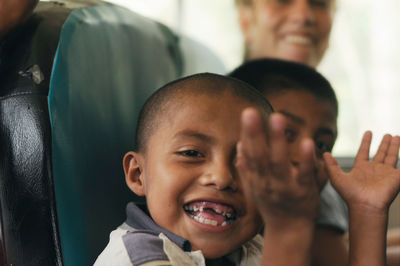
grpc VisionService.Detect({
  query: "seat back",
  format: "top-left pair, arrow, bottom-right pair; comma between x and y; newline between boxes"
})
48,4 -> 183,265
1,1 -> 225,265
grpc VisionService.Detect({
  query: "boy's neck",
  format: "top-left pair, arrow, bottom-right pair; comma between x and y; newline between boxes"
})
205,257 -> 235,266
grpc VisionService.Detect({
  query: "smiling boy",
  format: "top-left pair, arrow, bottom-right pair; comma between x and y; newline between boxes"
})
124,76 -> 272,260
95,73 -> 276,265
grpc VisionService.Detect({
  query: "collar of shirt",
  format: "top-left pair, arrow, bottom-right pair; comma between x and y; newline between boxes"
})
125,202 -> 192,251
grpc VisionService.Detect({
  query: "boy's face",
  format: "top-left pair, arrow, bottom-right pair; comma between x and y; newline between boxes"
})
126,91 -> 263,258
267,90 -> 337,186
239,0 -> 334,67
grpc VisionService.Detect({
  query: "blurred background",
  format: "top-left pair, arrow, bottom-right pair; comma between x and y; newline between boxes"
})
104,0 -> 400,158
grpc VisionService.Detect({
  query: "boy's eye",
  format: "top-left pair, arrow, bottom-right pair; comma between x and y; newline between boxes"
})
315,141 -> 332,154
284,129 -> 297,142
179,150 -> 204,158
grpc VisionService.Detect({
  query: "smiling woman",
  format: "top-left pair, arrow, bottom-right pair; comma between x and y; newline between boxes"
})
236,0 -> 335,67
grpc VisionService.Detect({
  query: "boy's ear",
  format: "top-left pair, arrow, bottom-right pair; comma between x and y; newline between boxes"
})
123,151 -> 145,196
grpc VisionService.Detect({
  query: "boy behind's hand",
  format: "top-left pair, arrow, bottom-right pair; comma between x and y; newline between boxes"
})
324,132 -> 400,266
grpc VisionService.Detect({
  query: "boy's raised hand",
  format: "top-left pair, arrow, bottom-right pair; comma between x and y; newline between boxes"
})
235,108 -> 319,224
323,131 -> 400,213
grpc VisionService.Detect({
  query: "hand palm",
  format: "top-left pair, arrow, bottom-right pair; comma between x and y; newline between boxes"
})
236,111 -> 319,221
324,132 -> 400,212
332,160 -> 400,210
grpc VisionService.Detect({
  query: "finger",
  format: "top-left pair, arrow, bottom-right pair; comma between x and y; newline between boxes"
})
236,141 -> 266,205
235,141 -> 245,172
354,131 -> 372,164
317,162 -> 329,191
240,108 -> 268,157
373,134 -> 392,163
323,152 -> 343,183
384,136 -> 400,167
296,138 -> 317,185
239,108 -> 269,170
235,141 -> 255,177
268,113 -> 290,170
235,142 -> 254,192
240,108 -> 263,138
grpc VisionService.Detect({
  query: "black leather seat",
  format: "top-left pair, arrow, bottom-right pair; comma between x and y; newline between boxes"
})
0,2 -> 71,265
0,1 -> 183,265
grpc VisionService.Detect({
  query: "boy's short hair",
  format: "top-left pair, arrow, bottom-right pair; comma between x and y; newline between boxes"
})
229,58 -> 338,116
135,72 -> 273,152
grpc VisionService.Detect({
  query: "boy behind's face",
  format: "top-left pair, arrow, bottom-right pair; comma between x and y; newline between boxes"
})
123,73 -> 272,258
230,58 -> 338,189
268,90 -> 337,189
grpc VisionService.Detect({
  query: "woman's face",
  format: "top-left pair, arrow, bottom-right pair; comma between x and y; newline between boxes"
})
238,0 -> 335,67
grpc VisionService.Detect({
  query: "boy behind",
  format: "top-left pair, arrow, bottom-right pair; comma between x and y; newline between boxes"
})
230,58 -> 400,266
230,59 -> 349,266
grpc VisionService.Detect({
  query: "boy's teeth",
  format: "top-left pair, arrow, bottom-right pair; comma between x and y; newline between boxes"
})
183,201 -> 237,226
193,216 -> 219,226
207,219 -> 218,226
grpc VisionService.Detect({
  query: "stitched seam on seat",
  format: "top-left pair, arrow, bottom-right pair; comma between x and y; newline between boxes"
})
0,91 -> 47,100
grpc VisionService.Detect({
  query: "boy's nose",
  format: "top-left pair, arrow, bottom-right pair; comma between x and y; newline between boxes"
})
199,162 -> 238,192
288,0 -> 315,24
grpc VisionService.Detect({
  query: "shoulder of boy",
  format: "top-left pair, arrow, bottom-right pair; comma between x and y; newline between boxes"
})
94,227 -> 205,266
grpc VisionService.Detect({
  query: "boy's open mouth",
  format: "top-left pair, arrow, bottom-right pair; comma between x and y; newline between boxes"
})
183,201 -> 237,227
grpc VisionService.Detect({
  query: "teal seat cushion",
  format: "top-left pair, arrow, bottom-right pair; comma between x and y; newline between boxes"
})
48,3 -> 182,265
